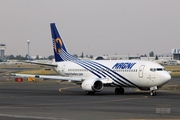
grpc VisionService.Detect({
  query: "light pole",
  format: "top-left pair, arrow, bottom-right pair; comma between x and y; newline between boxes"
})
27,40 -> 30,60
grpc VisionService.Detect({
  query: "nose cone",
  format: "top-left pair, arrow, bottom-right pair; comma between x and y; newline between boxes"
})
161,72 -> 171,85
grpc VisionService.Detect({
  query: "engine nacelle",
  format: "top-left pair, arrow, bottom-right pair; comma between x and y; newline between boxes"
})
81,79 -> 104,92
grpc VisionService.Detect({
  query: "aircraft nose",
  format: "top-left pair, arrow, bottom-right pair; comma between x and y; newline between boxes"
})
161,72 -> 171,84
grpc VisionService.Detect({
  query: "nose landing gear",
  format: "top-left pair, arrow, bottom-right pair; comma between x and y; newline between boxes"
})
150,86 -> 157,96
150,90 -> 156,96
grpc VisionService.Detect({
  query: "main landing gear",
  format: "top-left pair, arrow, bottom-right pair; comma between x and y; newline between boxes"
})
115,87 -> 124,95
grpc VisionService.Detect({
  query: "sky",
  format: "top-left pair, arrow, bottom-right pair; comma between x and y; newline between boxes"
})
0,0 -> 180,57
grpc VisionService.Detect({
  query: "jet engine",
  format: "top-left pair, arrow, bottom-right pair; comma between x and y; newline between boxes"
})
81,79 -> 104,92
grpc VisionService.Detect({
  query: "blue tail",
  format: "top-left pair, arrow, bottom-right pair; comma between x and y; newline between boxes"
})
50,23 -> 79,62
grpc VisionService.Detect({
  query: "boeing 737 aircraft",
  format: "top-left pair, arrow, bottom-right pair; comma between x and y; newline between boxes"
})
13,23 -> 171,96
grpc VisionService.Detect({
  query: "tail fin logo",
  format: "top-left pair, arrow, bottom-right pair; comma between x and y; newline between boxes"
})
54,38 -> 63,54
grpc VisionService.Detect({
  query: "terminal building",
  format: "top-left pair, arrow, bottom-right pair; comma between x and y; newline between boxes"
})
94,54 -> 178,65
172,49 -> 180,60
95,54 -> 140,60
0,44 -> 6,61
93,48 -> 180,65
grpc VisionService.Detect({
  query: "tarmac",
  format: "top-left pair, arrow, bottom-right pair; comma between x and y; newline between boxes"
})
0,73 -> 180,119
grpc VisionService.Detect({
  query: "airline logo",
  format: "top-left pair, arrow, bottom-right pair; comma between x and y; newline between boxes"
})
112,62 -> 136,69
54,38 -> 63,54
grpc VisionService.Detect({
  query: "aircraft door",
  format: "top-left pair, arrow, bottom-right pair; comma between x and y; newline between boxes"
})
61,65 -> 66,76
139,65 -> 145,78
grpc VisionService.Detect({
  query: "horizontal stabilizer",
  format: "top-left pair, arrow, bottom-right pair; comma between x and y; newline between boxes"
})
25,61 -> 58,67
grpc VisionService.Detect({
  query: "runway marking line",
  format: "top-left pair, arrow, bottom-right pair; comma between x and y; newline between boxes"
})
1,96 -> 147,108
0,113 -> 62,120
59,86 -> 79,92
57,86 -> 149,105
73,97 -> 147,104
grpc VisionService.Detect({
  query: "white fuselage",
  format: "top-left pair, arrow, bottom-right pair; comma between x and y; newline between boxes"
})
53,60 -> 171,90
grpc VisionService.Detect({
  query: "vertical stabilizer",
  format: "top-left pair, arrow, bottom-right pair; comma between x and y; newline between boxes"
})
50,23 -> 78,62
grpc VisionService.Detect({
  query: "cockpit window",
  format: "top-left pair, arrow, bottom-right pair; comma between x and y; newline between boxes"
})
150,68 -> 166,72
157,68 -> 163,71
150,68 -> 156,72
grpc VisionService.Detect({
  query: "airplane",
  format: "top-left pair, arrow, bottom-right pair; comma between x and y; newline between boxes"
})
12,23 -> 171,96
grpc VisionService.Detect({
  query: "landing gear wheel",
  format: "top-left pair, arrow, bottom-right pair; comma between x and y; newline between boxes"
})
153,91 -> 157,96
115,88 -> 120,94
115,87 -> 124,95
150,90 -> 156,96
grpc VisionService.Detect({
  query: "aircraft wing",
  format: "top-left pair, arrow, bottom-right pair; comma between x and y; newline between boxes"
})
9,73 -> 113,84
25,61 -> 57,67
11,73 -> 83,82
